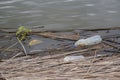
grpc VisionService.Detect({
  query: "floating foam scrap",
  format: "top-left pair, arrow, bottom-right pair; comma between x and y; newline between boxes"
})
29,39 -> 42,46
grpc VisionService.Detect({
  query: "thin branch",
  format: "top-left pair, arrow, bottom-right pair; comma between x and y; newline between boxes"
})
1,42 -> 18,54
17,37 -> 27,56
41,47 -> 98,60
103,40 -> 120,51
86,50 -> 97,74
0,72 -> 8,80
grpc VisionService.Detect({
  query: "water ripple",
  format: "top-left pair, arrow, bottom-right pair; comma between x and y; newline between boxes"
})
65,0 -> 75,2
85,4 -> 95,7
0,6 -> 15,9
20,10 -> 43,14
107,11 -> 118,13
0,0 -> 24,5
0,16 -> 11,19
87,13 -> 96,16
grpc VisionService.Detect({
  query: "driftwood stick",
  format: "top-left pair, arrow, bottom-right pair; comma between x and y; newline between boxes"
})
104,39 -> 120,44
102,33 -> 120,39
80,27 -> 120,31
103,40 -> 120,51
91,58 -> 120,73
32,32 -> 78,41
42,47 -> 98,60
1,42 -> 18,54
0,26 -> 120,33
0,48 -> 19,52
87,50 -> 97,73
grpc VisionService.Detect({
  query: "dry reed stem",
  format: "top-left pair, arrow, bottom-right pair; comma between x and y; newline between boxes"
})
91,58 -> 120,73
86,50 -> 97,74
0,38 -> 26,77
1,42 -> 18,54
17,37 -> 27,56
41,47 -> 99,60
0,72 -> 8,80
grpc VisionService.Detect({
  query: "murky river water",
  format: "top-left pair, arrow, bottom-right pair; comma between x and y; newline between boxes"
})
0,0 -> 120,30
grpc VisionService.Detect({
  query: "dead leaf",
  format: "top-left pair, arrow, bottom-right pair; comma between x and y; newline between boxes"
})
29,39 -> 42,46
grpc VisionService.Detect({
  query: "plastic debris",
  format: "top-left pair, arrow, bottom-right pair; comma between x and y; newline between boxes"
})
64,55 -> 85,62
74,35 -> 102,47
29,39 -> 42,46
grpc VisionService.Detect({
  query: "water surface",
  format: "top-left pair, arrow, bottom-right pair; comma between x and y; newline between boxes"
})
0,0 -> 120,30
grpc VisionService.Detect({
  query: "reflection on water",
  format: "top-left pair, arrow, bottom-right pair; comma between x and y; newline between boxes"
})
0,0 -> 120,30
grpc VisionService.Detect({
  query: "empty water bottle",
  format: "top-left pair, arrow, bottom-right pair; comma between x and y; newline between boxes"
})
74,35 -> 102,47
64,55 -> 85,62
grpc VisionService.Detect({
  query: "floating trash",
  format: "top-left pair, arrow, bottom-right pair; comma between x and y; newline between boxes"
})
74,35 -> 102,47
64,55 -> 85,62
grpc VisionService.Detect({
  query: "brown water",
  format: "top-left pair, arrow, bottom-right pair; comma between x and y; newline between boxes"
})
0,0 -> 120,30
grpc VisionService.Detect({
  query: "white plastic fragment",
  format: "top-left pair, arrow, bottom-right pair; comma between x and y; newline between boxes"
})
74,35 -> 102,47
64,55 -> 85,62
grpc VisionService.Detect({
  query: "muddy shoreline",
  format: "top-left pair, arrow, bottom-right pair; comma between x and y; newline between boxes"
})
0,27 -> 120,80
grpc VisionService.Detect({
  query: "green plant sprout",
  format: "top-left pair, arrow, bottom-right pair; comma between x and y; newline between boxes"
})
16,26 -> 31,41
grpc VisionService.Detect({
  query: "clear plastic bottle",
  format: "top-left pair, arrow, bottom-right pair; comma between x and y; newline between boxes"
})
64,55 -> 85,62
74,35 -> 102,47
